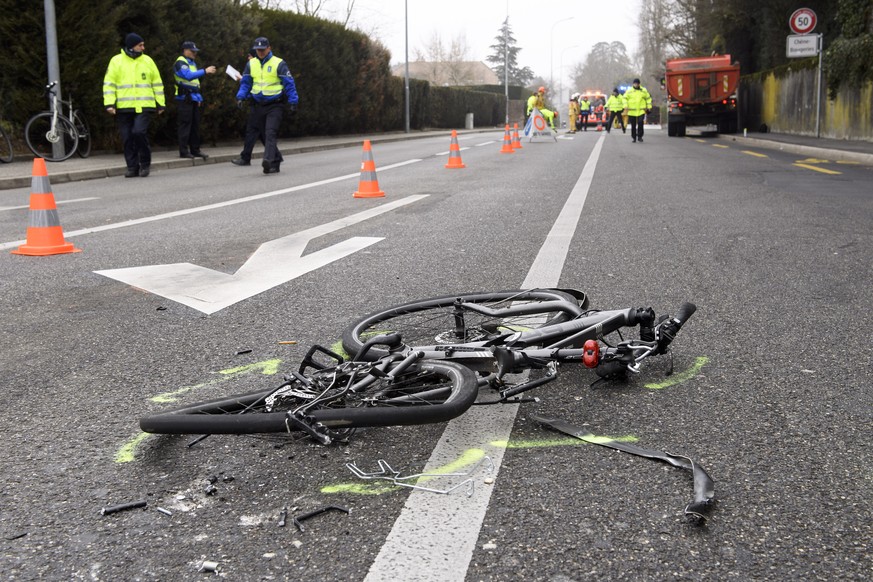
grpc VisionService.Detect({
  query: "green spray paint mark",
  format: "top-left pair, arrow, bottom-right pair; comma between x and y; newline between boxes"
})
117,359 -> 284,463
320,448 -> 486,495
115,432 -> 153,463
150,359 -> 282,403
321,482 -> 401,495
329,340 -> 350,361
645,356 -> 709,390
491,435 -> 639,448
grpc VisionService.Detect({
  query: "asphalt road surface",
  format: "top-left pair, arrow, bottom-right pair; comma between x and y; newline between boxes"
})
1,128 -> 870,580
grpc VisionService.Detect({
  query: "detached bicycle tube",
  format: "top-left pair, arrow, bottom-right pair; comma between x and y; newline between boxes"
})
532,415 -> 715,522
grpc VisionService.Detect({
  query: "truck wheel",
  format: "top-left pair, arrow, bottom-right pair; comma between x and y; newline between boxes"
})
667,121 -> 677,137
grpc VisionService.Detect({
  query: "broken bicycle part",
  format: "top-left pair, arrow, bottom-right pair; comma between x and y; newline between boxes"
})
100,500 -> 147,515
292,505 -> 350,532
532,415 -> 715,522
346,456 -> 494,496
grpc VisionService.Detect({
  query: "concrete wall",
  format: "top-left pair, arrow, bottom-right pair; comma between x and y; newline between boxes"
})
739,69 -> 873,141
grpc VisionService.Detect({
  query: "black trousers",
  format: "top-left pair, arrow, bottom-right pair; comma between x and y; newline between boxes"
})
629,114 -> 645,139
116,110 -> 152,170
177,99 -> 202,154
579,113 -> 589,130
606,110 -> 625,132
241,101 -> 284,168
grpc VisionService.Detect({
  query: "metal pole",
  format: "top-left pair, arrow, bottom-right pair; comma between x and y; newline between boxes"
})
549,17 -> 573,96
404,0 -> 410,133
504,12 -> 509,125
815,33 -> 822,138
44,0 -> 64,158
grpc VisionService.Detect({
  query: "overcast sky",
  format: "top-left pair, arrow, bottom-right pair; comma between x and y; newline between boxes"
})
343,0 -> 643,85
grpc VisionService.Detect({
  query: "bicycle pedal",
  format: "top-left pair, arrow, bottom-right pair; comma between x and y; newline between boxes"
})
285,412 -> 332,445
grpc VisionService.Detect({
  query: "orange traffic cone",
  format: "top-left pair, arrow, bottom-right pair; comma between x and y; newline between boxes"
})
353,140 -> 385,198
511,123 -> 523,149
596,112 -> 604,132
11,158 -> 81,256
445,130 -> 466,169
500,124 -> 514,154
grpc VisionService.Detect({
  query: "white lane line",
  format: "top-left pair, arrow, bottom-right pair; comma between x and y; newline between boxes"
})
364,132 -> 606,582
474,141 -> 496,147
0,160 -> 422,251
0,197 -> 99,212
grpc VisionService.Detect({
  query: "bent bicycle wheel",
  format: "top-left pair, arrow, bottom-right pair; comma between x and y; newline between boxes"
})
72,111 -> 91,158
24,112 -> 78,162
139,359 -> 478,435
342,289 -> 588,361
0,125 -> 12,163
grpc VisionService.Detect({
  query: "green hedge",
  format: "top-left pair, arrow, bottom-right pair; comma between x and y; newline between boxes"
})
0,1 -> 510,153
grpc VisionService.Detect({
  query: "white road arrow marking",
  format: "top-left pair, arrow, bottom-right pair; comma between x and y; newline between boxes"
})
96,195 -> 427,314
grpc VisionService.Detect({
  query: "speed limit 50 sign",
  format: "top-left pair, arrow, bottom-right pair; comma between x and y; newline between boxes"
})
790,8 -> 817,35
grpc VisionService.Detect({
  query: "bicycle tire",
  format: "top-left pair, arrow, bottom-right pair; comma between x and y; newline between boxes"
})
25,112 -> 78,162
342,289 -> 587,361
72,110 -> 91,158
139,359 -> 478,435
0,124 -> 12,163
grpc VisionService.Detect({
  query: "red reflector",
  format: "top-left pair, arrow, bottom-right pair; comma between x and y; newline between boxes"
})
722,99 -> 727,104
582,340 -> 600,368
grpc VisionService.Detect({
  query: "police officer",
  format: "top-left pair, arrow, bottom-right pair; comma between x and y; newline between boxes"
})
604,88 -> 626,134
103,33 -> 165,177
625,78 -> 653,143
174,41 -> 216,159
232,37 -> 299,174
578,95 -> 591,131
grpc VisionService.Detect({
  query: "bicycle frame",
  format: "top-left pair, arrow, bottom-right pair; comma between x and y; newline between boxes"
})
353,295 -> 695,401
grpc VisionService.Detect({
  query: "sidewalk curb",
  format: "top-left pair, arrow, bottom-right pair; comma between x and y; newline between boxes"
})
718,134 -> 873,166
0,129 -> 495,191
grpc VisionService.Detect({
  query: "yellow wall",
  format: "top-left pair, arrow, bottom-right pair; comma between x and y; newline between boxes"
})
750,72 -> 873,140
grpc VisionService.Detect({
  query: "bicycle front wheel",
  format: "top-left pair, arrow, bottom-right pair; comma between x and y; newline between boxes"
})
25,112 -> 78,162
342,289 -> 588,360
139,359 -> 479,435
72,110 -> 91,158
0,124 -> 12,163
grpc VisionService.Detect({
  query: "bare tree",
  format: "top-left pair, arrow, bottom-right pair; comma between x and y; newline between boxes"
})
570,41 -> 634,93
636,0 -> 673,102
413,31 -> 477,86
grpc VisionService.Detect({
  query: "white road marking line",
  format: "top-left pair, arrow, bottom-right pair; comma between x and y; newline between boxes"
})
0,160 -> 422,251
0,197 -> 99,212
364,133 -> 606,582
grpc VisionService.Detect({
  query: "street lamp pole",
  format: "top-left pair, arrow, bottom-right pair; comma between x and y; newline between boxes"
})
549,17 -> 574,95
559,45 -> 578,106
404,0 -> 410,133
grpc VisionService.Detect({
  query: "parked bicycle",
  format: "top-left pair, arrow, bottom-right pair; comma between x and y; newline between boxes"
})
0,116 -> 12,163
140,288 -> 696,442
24,81 -> 91,162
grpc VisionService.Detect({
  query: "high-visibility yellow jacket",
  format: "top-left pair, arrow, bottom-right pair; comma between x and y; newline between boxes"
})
579,99 -> 591,114
174,55 -> 204,102
606,94 -> 626,112
103,50 -> 165,112
624,85 -> 652,116
236,53 -> 299,105
526,92 -> 545,114
569,100 -> 580,118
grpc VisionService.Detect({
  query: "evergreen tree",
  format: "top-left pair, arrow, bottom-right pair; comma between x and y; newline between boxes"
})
486,19 -> 534,86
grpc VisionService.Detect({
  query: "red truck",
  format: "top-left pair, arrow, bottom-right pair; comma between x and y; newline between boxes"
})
665,55 -> 739,137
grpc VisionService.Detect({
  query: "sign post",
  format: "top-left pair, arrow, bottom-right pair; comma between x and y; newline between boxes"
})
787,8 -> 822,137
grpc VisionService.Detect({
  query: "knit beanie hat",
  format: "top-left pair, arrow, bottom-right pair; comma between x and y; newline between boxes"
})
125,33 -> 144,49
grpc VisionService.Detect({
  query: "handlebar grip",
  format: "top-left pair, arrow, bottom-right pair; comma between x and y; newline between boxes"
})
674,302 -> 697,327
